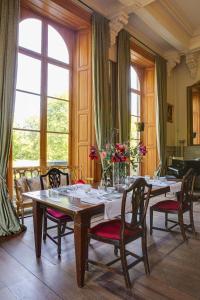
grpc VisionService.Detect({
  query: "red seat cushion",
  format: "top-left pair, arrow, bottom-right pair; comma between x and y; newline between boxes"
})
75,179 -> 86,184
47,208 -> 72,220
89,219 -> 142,241
152,200 -> 189,211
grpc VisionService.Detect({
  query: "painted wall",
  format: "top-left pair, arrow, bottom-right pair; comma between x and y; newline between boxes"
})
167,55 -> 200,149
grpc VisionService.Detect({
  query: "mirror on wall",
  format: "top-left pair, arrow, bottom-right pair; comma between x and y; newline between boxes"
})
187,81 -> 200,145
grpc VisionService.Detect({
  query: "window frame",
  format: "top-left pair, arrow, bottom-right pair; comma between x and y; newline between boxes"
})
130,64 -> 143,143
13,15 -> 73,169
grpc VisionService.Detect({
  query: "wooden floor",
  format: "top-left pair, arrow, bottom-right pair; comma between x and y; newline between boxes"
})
1,195 -> 200,300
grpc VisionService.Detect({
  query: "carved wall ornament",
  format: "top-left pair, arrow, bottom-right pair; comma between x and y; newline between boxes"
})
164,51 -> 181,77
109,12 -> 129,46
185,52 -> 199,78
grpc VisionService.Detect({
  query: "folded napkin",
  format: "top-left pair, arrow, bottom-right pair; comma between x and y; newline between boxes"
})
170,182 -> 182,193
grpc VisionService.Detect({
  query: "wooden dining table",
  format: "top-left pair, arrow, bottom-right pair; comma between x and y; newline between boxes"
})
24,184 -> 170,288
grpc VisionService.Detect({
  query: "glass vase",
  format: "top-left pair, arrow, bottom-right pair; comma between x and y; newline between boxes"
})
112,162 -> 128,186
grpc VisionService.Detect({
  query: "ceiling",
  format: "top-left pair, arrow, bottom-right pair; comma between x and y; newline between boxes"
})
75,0 -> 200,60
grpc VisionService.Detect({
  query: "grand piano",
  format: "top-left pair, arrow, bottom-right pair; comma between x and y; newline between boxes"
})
167,158 -> 200,178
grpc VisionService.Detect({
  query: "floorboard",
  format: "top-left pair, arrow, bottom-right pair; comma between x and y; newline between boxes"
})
1,195 -> 200,300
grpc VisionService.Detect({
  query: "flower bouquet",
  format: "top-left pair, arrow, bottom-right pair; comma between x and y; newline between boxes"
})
89,141 -> 147,186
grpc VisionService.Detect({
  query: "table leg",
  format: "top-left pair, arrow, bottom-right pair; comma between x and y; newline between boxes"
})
74,213 -> 90,288
33,200 -> 43,258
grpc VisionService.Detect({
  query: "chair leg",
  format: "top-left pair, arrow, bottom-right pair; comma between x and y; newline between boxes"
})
114,245 -> 118,256
61,221 -> 67,234
178,211 -> 187,241
165,212 -> 168,229
142,233 -> 150,275
43,211 -> 47,242
120,244 -> 131,289
57,222 -> 62,257
21,207 -> 24,225
189,207 -> 196,234
150,207 -> 153,235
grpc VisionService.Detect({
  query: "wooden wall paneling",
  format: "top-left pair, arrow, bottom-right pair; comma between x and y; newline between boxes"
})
192,92 -> 200,144
72,28 -> 94,181
141,67 -> 157,176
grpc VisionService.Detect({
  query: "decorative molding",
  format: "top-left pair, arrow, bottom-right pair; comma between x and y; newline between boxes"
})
109,12 -> 129,46
160,0 -> 193,36
185,52 -> 199,78
164,51 -> 181,77
118,0 -> 155,9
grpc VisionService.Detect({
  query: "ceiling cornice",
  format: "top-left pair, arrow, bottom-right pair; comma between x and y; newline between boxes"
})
125,23 -> 164,55
159,0 -> 193,36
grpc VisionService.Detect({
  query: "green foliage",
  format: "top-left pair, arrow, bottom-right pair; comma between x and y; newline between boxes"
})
13,99 -> 69,164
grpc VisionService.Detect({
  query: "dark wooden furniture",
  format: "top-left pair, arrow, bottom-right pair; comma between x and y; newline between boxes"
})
150,168 -> 196,241
167,158 -> 200,178
40,168 -> 73,257
24,183 -> 171,288
88,178 -> 152,289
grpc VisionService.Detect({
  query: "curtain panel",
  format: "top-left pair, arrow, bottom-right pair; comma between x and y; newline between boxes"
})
92,13 -> 111,149
155,55 -> 167,176
117,30 -> 131,143
0,0 -> 21,236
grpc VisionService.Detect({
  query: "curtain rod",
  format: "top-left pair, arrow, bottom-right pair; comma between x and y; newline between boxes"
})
77,0 -> 159,57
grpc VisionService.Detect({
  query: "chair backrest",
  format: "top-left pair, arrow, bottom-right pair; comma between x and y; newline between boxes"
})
120,178 -> 152,237
40,168 -> 70,190
180,168 -> 195,205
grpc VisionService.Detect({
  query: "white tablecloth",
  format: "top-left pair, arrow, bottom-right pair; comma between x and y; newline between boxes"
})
54,181 -> 182,220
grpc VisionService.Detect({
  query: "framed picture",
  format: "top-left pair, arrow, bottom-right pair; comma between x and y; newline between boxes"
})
167,103 -> 173,123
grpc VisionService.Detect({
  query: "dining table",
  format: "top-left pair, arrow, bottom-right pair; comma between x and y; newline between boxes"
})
23,180 -> 181,288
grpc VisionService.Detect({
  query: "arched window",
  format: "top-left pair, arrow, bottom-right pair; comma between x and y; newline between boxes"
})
130,65 -> 141,174
13,17 -> 71,167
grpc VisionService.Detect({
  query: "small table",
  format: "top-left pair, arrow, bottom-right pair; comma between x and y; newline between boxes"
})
24,184 -> 170,288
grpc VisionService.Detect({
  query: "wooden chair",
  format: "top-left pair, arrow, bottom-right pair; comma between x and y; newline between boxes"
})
150,168 -> 196,241
87,178 -> 152,289
14,177 -> 33,225
40,168 -> 74,257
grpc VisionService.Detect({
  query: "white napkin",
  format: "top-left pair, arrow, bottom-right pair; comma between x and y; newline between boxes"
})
170,182 -> 182,193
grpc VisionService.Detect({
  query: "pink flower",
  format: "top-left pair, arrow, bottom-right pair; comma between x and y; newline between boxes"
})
101,151 -> 107,159
115,143 -> 125,153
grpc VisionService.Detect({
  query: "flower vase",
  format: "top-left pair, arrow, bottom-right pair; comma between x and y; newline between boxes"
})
112,162 -> 128,187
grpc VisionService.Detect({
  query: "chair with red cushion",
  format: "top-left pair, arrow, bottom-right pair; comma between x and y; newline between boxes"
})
87,178 -> 152,289
150,168 -> 196,241
40,168 -> 73,257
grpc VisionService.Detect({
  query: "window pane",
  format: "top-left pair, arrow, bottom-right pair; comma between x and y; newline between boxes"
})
19,18 -> 42,53
131,93 -> 140,116
48,25 -> 69,63
130,116 -> 140,141
13,92 -> 40,130
47,98 -> 69,133
131,66 -> 140,91
17,53 -> 41,93
47,64 -> 69,100
47,133 -> 68,166
13,130 -> 40,167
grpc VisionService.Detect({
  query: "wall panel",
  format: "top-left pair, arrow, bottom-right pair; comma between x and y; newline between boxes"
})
72,28 -> 95,180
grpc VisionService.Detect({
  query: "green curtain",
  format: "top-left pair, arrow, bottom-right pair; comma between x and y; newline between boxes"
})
117,30 -> 131,143
155,55 -> 167,176
92,13 -> 111,149
187,86 -> 193,145
109,61 -> 118,136
0,0 -> 21,236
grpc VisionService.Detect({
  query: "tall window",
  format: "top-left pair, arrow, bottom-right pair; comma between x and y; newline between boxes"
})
13,17 -> 71,167
130,66 -> 142,174
130,66 -> 141,146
